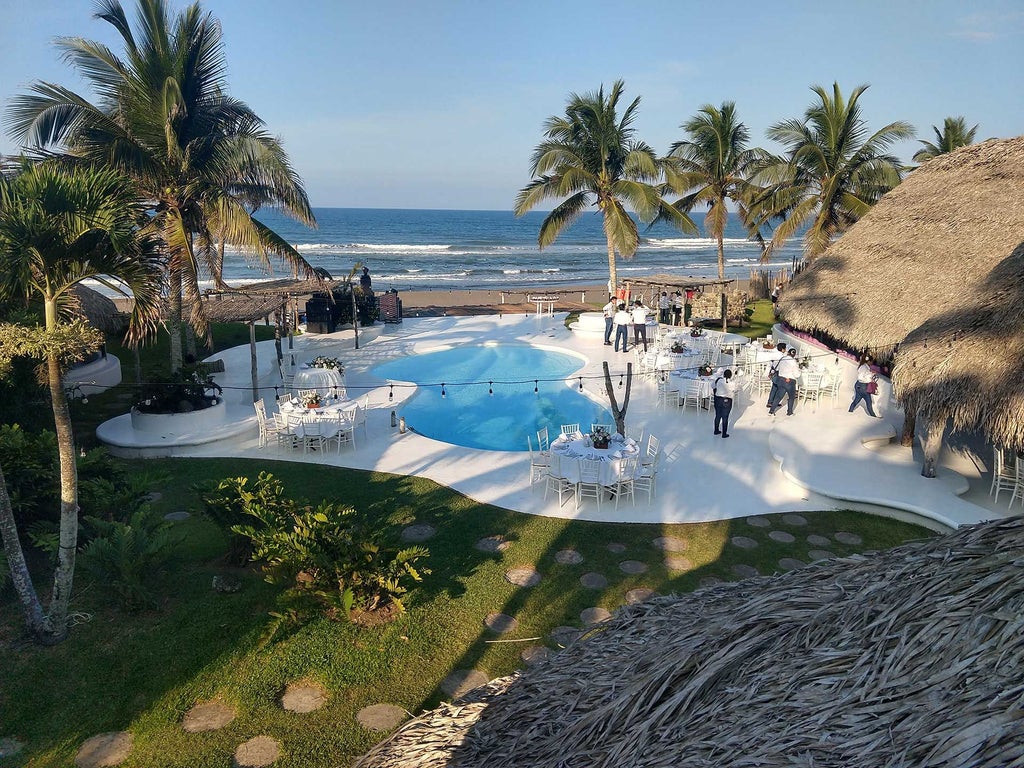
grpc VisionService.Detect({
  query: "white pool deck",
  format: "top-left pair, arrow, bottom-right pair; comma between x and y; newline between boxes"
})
97,313 -> 1016,531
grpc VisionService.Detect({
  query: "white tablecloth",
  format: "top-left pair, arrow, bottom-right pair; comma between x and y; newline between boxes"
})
279,397 -> 358,417
292,366 -> 346,397
278,398 -> 359,441
549,435 -> 642,486
669,370 -> 716,402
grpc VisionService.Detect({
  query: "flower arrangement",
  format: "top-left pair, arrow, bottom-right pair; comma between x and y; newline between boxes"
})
302,391 -> 322,408
590,425 -> 611,449
670,341 -> 687,354
698,365 -> 714,377
310,356 -> 344,372
762,341 -> 775,350
690,328 -> 705,338
798,356 -> 812,369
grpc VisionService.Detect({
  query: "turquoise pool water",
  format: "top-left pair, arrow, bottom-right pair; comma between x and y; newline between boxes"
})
372,345 -> 612,451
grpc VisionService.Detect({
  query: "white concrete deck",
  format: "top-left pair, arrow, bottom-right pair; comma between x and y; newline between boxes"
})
98,313 -> 1016,530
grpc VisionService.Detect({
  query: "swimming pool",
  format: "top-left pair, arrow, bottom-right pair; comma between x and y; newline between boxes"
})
372,344 -> 612,452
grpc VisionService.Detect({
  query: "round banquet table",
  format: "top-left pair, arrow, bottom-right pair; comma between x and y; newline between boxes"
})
668,369 -> 718,406
291,365 -> 346,397
549,434 -> 643,486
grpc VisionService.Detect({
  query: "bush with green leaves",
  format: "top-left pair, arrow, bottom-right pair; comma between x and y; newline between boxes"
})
224,472 -> 429,624
79,508 -> 177,611
200,473 -> 291,564
0,424 -> 58,530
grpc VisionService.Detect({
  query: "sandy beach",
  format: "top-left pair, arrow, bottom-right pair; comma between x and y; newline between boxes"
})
396,284 -> 607,316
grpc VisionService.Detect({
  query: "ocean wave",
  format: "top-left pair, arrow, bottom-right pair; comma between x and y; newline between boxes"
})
644,237 -> 758,249
502,267 -> 561,275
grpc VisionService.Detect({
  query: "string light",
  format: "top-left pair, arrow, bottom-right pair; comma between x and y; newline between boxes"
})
578,377 -> 583,392
441,383 -> 446,398
618,374 -> 624,388
274,386 -> 280,401
488,381 -> 493,396
534,380 -> 538,393
388,384 -> 394,401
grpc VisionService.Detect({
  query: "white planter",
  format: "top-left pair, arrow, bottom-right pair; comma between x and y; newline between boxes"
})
130,397 -> 227,434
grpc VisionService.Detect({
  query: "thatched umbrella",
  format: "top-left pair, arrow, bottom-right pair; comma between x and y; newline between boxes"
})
68,284 -> 127,335
356,516 -> 1024,768
775,136 -> 1024,471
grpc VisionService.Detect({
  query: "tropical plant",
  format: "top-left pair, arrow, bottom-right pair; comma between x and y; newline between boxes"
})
200,473 -> 287,564
79,508 -> 177,610
751,83 -> 914,260
664,102 -> 766,281
5,0 -> 317,372
912,116 -> 978,163
514,80 -> 696,291
0,160 -> 162,643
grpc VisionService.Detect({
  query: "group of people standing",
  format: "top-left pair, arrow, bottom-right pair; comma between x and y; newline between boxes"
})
602,296 -> 652,353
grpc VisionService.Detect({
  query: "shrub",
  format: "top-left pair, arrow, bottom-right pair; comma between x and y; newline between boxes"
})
225,472 -> 429,628
135,369 -> 222,414
79,508 -> 177,611
199,473 -> 290,565
0,425 -> 58,529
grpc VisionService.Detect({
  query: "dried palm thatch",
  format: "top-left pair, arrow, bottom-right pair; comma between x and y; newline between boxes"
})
357,516 -> 1024,768
777,136 -> 1024,359
200,293 -> 287,324
68,284 -> 127,334
893,242 -> 1024,452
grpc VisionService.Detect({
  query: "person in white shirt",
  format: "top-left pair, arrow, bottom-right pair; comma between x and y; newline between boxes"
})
764,343 -> 787,408
613,303 -> 632,352
602,295 -> 616,346
630,300 -> 650,352
672,291 -> 683,325
849,353 -> 879,417
713,368 -> 739,438
658,291 -> 670,324
768,348 -> 801,415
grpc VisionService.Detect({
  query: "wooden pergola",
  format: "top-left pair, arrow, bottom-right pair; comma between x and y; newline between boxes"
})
625,275 -> 736,329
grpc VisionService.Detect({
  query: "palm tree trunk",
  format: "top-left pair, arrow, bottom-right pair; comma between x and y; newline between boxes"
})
605,232 -> 618,295
0,462 -> 47,638
168,264 -> 183,372
717,234 -> 727,330
44,304 -> 79,642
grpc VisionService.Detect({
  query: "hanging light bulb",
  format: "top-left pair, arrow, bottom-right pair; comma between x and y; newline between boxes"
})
441,383 -> 446,398
389,384 -> 394,402
534,380 -> 538,394
618,374 -> 624,388
489,381 -> 493,396
274,386 -> 280,402
578,377 -> 583,392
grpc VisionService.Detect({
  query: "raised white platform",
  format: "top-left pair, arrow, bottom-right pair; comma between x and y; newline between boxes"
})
65,353 -> 121,395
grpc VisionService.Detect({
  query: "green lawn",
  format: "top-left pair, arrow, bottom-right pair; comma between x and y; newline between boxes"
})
2,457 -> 936,768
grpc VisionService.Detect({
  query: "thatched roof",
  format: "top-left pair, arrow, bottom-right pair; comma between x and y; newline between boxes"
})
356,516 -> 1024,768
200,293 -> 288,324
893,241 -> 1024,451
777,136 -> 1024,356
68,284 -> 127,334
627,274 -> 735,293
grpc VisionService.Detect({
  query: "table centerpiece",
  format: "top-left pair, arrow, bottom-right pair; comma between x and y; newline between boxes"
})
698,365 -> 714,377
589,425 -> 611,450
310,355 -> 344,372
303,391 -> 322,409
670,341 -> 687,354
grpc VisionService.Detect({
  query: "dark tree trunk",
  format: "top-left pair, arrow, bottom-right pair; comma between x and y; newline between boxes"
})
0,462 -> 47,639
901,409 -> 916,448
46,350 -> 78,642
602,361 -> 632,436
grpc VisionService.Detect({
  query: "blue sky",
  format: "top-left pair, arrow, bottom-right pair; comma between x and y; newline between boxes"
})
1,0 -> 1021,209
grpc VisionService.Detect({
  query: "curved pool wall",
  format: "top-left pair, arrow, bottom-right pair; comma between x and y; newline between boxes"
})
371,344 -> 612,452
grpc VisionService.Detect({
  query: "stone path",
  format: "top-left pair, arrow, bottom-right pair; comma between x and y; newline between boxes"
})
182,702 -> 236,732
504,566 -> 541,587
234,736 -> 281,767
357,704 -> 407,731
440,669 -> 489,699
281,682 -> 328,713
75,732 -> 132,768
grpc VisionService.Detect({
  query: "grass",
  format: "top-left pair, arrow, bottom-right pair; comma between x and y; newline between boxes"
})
731,298 -> 776,339
1,456 -> 937,768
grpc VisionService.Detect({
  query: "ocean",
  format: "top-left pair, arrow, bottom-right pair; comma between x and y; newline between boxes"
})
87,208 -> 801,296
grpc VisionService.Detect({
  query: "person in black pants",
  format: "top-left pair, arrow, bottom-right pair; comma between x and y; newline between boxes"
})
713,369 -> 738,438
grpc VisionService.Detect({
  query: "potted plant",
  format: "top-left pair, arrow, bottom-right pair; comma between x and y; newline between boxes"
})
590,425 -> 611,449
690,328 -> 705,338
310,356 -> 344,372
698,365 -> 714,377
303,391 -> 322,409
670,341 -> 686,354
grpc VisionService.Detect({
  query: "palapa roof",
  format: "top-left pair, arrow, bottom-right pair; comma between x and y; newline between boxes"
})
200,293 -> 290,324
626,274 -> 735,293
356,516 -> 1024,768
776,136 -> 1024,356
68,284 -> 127,334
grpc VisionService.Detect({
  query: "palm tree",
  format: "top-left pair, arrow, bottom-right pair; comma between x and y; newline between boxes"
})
514,80 -> 695,292
5,0 -> 316,372
0,160 -> 162,643
752,83 -> 914,260
664,102 -> 766,282
912,117 -> 978,163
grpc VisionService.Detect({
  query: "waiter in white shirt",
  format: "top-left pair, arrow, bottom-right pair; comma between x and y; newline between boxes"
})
713,368 -> 739,438
630,299 -> 650,352
768,348 -> 801,416
602,295 -> 616,346
613,303 -> 632,352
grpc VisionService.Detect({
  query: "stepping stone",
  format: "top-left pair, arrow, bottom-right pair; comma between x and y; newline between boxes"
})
401,524 -> 436,543
731,536 -> 759,550
624,588 -> 657,604
580,607 -> 612,624
549,626 -> 581,646
475,535 -> 512,553
182,702 -> 237,732
835,531 -> 863,546
807,534 -> 831,547
652,536 -> 688,552
768,530 -> 796,544
0,739 -> 24,759
504,566 -> 541,587
699,576 -> 724,588
606,543 -> 627,553
555,549 -> 584,565
746,516 -> 771,528
163,510 -> 190,522
212,574 -> 242,594
520,646 -> 551,666
484,612 -> 519,634
580,572 -> 608,589
440,669 -> 489,699
356,704 -> 407,731
233,735 -> 281,767
664,556 -> 694,572
731,564 -> 760,579
808,549 -> 835,562
144,492 -> 162,503
782,513 -> 808,526
779,557 -> 806,571
75,731 -> 133,768
281,682 -> 328,713
619,560 -> 648,574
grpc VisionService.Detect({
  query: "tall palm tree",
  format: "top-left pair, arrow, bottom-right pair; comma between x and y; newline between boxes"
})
0,160 -> 162,643
664,102 -> 766,281
514,80 -> 696,292
912,116 -> 978,163
5,0 -> 316,371
752,83 -> 914,260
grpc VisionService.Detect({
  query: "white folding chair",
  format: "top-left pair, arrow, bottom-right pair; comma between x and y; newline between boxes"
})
656,378 -> 680,408
536,426 -> 551,453
591,423 -> 614,435
544,455 -> 575,507
1010,459 -> 1024,509
991,446 -> 1018,504
576,459 -> 604,511
606,456 -> 637,509
642,435 -> 660,470
626,425 -> 644,445
799,372 -> 824,410
634,459 -> 657,503
560,423 -> 582,438
526,435 -> 550,487
299,415 -> 324,454
681,379 -> 705,412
